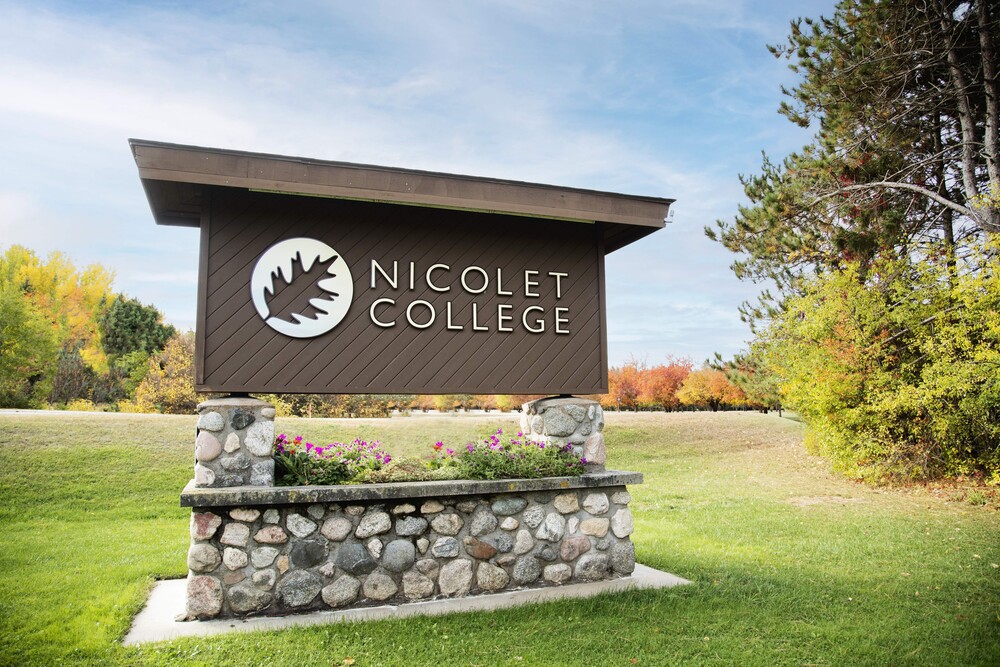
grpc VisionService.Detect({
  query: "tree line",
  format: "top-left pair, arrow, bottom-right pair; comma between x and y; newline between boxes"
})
0,244 -> 752,417
602,358 -> 753,412
709,0 -> 1000,483
0,245 -> 187,411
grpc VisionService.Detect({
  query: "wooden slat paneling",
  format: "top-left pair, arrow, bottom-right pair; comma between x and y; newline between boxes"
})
197,188 -> 606,394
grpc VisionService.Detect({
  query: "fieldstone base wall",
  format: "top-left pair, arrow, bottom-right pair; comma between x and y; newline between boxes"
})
182,481 -> 638,619
521,396 -> 606,471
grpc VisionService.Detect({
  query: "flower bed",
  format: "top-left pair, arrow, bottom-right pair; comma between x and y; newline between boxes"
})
273,428 -> 587,486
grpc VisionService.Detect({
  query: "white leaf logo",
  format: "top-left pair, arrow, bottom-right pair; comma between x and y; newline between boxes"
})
250,238 -> 354,338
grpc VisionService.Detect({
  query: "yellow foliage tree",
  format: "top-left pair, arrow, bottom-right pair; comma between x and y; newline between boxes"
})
676,368 -> 746,412
12,246 -> 114,373
133,332 -> 199,413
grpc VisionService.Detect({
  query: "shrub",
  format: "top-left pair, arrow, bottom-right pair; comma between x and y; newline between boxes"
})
758,245 -> 1000,483
354,458 -> 464,484
453,428 -> 587,480
132,332 -> 198,414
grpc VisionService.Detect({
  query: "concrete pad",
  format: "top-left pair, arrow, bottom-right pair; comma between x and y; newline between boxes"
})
123,564 -> 691,645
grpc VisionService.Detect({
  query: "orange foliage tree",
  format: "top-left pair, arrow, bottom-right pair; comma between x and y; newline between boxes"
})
604,361 -> 641,410
600,357 -> 693,411
638,357 -> 693,410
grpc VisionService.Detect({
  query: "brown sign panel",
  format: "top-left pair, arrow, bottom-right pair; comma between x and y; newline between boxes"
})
130,140 -> 671,395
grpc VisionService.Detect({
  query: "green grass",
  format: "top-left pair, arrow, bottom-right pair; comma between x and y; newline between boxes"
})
0,410 -> 997,666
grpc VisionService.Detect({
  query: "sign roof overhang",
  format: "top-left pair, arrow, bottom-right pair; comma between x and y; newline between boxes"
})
129,139 -> 672,253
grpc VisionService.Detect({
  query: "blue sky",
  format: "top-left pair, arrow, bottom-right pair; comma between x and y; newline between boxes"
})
0,0 -> 835,366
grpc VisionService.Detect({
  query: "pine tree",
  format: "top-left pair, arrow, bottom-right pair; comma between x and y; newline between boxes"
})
708,0 -> 1000,320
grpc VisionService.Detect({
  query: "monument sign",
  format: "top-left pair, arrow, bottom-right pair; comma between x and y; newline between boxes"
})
130,139 -> 671,395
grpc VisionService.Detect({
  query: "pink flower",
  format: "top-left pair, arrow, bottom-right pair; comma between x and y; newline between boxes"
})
433,442 -> 443,450
446,448 -> 455,456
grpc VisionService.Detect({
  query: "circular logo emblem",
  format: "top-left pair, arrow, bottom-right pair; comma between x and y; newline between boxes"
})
250,238 -> 354,338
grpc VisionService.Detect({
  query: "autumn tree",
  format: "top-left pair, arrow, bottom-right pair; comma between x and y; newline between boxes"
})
14,247 -> 114,373
637,357 -> 693,410
410,395 -> 437,412
133,332 -> 198,413
606,362 -> 642,411
676,368 -> 746,412
0,283 -> 56,407
755,247 -> 1000,481
0,245 -> 120,405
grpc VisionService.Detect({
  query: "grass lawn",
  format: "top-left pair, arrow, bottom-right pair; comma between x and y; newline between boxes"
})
0,410 -> 997,666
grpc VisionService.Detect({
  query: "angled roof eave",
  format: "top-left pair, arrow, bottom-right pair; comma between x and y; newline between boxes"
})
129,139 -> 672,253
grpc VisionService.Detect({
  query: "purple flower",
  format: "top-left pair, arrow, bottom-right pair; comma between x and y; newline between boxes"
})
446,448 -> 455,456
580,458 -> 588,464
467,443 -> 475,453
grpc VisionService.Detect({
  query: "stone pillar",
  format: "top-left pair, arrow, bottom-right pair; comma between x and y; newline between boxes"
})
520,396 -> 606,472
194,397 -> 276,488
